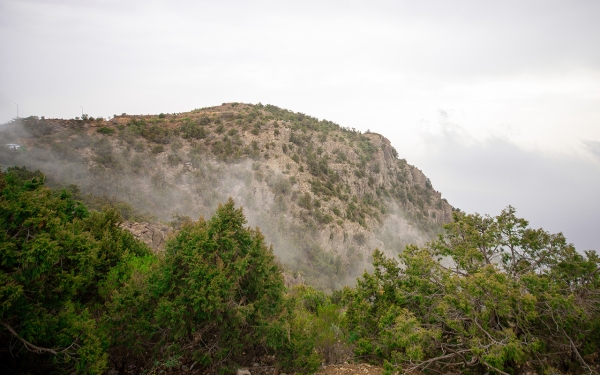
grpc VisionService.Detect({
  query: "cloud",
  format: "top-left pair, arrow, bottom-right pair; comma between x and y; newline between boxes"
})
3,0 -> 600,122
584,140 -> 600,162
413,121 -> 600,251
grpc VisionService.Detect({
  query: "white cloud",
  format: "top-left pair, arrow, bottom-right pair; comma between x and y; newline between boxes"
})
410,119 -> 600,251
584,140 -> 600,163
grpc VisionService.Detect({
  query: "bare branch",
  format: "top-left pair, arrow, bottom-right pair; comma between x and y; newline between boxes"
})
482,360 -> 511,375
562,327 -> 599,375
2,321 -> 57,355
405,350 -> 473,372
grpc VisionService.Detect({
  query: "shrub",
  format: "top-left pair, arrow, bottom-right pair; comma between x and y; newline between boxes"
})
182,123 -> 207,139
198,115 -> 211,125
353,233 -> 366,245
283,286 -> 351,366
269,175 -> 292,196
315,210 -> 334,225
171,140 -> 182,152
127,119 -> 172,144
145,124 -> 172,144
21,116 -> 55,136
167,153 -> 182,166
97,126 -> 115,135
298,192 -> 312,210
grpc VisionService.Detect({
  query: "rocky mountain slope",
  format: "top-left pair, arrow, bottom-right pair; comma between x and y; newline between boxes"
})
0,103 -> 453,289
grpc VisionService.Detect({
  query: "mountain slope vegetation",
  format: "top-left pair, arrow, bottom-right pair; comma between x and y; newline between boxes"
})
1,103 -> 598,374
1,103 -> 453,289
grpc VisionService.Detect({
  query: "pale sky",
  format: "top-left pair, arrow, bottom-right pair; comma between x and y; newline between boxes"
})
1,0 -> 599,250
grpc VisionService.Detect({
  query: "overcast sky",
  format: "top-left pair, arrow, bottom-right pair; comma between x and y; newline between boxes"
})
1,0 -> 599,250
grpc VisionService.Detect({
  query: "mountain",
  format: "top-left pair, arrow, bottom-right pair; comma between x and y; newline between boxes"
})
0,102 -> 453,289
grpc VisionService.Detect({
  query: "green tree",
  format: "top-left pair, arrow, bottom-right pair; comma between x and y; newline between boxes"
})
345,207 -> 600,375
103,198 -> 319,373
0,167 -> 150,374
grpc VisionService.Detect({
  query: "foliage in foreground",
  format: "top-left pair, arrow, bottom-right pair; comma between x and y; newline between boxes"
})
2,165 -> 599,375
103,198 -> 321,373
0,166 -> 151,374
0,167 -> 323,374
344,207 -> 600,374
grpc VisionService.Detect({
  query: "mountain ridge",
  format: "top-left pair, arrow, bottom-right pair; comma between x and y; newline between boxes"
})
0,102 -> 454,289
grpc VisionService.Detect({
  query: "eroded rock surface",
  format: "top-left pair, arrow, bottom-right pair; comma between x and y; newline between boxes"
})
120,221 -> 172,253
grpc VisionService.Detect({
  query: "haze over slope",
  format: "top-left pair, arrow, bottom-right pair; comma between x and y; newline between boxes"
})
0,103 -> 453,289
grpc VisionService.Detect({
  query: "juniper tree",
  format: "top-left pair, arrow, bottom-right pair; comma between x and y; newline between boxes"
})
345,207 -> 600,375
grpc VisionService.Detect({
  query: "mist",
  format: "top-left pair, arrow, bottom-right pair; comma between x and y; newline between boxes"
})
1,114 -> 443,290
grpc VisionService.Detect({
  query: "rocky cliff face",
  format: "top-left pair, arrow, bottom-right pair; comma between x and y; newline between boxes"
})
0,103 -> 453,289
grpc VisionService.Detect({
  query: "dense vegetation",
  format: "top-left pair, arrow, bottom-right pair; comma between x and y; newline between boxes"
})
344,208 -> 600,375
0,167 -> 329,374
2,167 -> 599,374
0,166 -> 150,373
0,104 -> 449,292
2,101 -> 599,374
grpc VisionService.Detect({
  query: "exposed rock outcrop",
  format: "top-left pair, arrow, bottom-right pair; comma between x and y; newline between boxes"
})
120,221 -> 172,253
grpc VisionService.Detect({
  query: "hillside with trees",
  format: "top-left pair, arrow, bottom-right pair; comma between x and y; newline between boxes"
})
1,104 -> 598,374
0,103 -> 453,290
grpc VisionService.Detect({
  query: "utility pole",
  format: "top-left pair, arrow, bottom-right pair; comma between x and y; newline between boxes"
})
80,106 -> 83,117
14,103 -> 18,118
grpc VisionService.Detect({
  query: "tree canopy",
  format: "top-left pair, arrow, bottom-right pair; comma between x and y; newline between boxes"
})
0,166 -> 151,374
2,165 -> 598,374
102,198 -> 319,373
1,168 -> 321,374
344,207 -> 600,374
